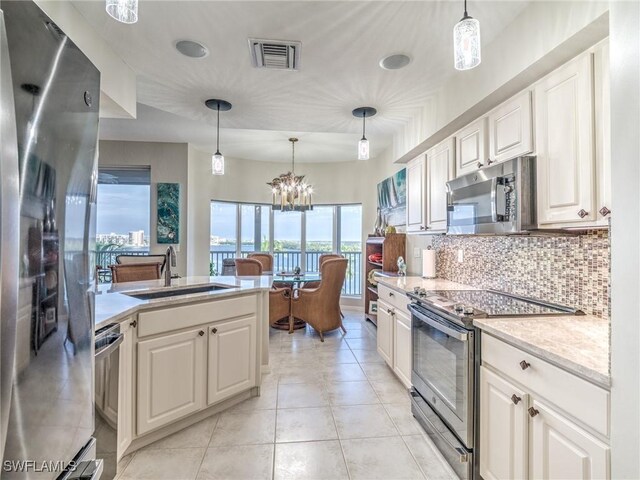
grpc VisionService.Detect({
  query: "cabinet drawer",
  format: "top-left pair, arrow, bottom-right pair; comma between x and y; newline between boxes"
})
482,334 -> 609,438
377,284 -> 410,314
138,294 -> 257,337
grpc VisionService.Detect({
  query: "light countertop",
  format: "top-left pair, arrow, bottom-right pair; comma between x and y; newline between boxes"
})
374,275 -> 610,388
94,276 -> 272,330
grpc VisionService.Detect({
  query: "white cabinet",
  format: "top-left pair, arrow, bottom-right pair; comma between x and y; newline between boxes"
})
118,318 -> 135,459
208,316 -> 257,405
488,91 -> 533,163
137,328 -> 207,435
535,52 -> 596,226
480,366 -> 528,480
480,335 -> 610,480
594,41 -> 611,225
426,138 -> 455,231
530,399 -> 610,480
376,300 -> 394,366
456,117 -> 488,176
406,155 -> 427,232
393,309 -> 412,388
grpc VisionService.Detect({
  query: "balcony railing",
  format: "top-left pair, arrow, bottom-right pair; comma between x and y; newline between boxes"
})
210,250 -> 362,297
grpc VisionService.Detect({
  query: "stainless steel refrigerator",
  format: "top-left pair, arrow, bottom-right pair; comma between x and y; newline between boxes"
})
0,1 -> 101,478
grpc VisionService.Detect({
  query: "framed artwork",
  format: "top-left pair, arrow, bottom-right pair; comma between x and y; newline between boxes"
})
377,168 -> 407,226
369,301 -> 378,315
157,183 -> 180,244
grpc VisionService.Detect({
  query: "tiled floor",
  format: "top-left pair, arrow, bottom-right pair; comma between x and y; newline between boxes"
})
116,311 -> 458,480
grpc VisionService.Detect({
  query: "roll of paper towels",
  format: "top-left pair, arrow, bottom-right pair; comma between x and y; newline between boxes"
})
422,248 -> 436,278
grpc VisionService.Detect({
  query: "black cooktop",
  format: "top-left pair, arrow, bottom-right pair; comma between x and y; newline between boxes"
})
410,289 -> 584,318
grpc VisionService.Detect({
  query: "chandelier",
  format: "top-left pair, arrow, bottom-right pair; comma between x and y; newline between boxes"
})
268,138 -> 313,211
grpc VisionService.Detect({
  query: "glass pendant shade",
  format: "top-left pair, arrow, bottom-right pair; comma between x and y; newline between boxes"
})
454,15 -> 481,70
358,138 -> 370,160
212,152 -> 225,175
106,0 -> 138,24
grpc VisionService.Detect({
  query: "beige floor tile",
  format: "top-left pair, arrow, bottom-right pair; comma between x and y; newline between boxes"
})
383,403 -> 424,435
274,440 -> 349,480
325,381 -> 379,406
371,380 -> 411,404
228,386 -> 278,412
332,404 -> 398,439
146,415 -> 218,449
321,363 -> 368,382
345,337 -> 377,351
120,447 -> 206,480
402,435 -> 458,480
275,407 -> 338,443
315,348 -> 357,364
277,365 -> 323,385
277,383 -> 329,408
351,349 -> 385,364
342,436 -> 425,479
209,409 -> 276,446
360,363 -> 399,383
196,444 -> 274,480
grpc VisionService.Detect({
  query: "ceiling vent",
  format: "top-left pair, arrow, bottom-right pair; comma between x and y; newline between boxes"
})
249,38 -> 301,70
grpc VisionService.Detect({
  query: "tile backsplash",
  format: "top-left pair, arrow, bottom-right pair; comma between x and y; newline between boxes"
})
431,230 -> 610,318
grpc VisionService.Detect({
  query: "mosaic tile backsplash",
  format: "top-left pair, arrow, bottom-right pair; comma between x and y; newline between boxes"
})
431,230 -> 610,318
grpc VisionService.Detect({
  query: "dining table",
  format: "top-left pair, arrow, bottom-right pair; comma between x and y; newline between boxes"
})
265,271 -> 321,331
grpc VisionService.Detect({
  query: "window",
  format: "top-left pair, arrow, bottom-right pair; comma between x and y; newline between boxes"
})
95,167 -> 150,279
209,202 -> 363,296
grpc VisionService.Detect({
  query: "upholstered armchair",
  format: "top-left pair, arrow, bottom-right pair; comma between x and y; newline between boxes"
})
301,253 -> 343,289
234,258 -> 263,276
247,253 -> 273,272
291,258 -> 348,340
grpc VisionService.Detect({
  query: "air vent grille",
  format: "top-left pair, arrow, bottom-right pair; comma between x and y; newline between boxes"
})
249,38 -> 301,70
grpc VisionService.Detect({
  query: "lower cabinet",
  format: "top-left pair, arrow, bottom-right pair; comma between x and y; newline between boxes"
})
376,301 -> 394,366
208,316 -> 257,405
480,349 -> 611,480
393,310 -> 412,388
137,328 -> 207,435
117,319 -> 135,458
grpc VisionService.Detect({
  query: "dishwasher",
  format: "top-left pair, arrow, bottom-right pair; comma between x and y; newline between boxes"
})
94,323 -> 124,480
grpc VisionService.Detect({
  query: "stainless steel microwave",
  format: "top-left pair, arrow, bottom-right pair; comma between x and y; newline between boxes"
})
446,156 -> 536,235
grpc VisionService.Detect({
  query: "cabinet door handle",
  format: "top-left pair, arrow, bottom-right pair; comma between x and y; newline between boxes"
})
477,161 -> 484,169
486,158 -> 494,166
198,330 -> 205,336
129,320 -> 137,328
528,407 -> 539,417
387,308 -> 395,316
577,209 -> 589,218
599,206 -> 611,217
389,292 -> 395,297
511,394 -> 522,405
211,328 -> 218,334
519,360 -> 530,370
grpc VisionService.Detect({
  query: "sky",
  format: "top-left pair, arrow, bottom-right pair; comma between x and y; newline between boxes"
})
96,184 -> 362,243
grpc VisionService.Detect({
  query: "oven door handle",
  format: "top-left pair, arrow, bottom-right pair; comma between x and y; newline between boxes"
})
409,305 -> 469,341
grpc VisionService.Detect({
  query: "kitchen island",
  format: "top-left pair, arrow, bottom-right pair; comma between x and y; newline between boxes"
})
94,276 -> 273,458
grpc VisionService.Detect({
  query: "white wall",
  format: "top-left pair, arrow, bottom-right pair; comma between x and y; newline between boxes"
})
98,141 -> 189,275
610,1 -> 640,477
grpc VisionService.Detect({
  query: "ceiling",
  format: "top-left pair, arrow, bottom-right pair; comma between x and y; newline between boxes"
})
74,0 -> 530,163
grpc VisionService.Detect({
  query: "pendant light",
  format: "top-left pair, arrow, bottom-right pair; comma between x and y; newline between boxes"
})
106,0 -> 138,24
352,107 -> 377,160
453,0 -> 481,71
205,99 -> 232,175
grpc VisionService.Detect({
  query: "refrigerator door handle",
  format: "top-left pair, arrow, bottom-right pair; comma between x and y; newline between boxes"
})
0,8 -> 21,458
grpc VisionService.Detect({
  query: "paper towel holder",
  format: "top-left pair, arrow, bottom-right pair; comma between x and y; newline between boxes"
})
422,246 -> 437,279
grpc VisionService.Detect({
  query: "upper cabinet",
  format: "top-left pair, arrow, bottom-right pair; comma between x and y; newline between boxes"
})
488,91 -> 533,163
406,154 -> 427,233
426,137 -> 456,231
456,117 -> 488,176
594,42 -> 611,225
535,52 -> 597,226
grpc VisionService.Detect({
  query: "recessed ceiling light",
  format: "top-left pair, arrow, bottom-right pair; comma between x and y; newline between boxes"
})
175,40 -> 209,58
379,54 -> 411,70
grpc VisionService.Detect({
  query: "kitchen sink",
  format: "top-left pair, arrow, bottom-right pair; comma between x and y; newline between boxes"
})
125,284 -> 232,300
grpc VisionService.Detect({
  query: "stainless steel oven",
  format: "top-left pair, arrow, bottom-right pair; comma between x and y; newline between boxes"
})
409,302 -> 475,480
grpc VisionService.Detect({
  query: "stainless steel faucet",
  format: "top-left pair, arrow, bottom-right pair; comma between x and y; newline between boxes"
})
165,246 -> 176,286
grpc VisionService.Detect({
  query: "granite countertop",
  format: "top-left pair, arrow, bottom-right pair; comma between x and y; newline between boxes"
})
474,315 -> 610,388
375,275 -> 476,293
375,275 -> 610,388
94,275 -> 272,330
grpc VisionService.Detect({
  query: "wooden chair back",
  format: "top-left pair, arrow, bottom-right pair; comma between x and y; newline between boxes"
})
235,258 -> 263,276
110,263 -> 162,283
247,253 -> 273,272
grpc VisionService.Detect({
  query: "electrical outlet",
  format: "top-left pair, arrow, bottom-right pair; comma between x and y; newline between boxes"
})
457,249 -> 464,263
414,247 -> 421,258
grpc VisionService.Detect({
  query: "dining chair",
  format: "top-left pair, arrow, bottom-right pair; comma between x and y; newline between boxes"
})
116,254 -> 167,274
301,253 -> 343,289
247,252 -> 273,272
110,263 -> 162,283
234,258 -> 263,276
290,258 -> 348,339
